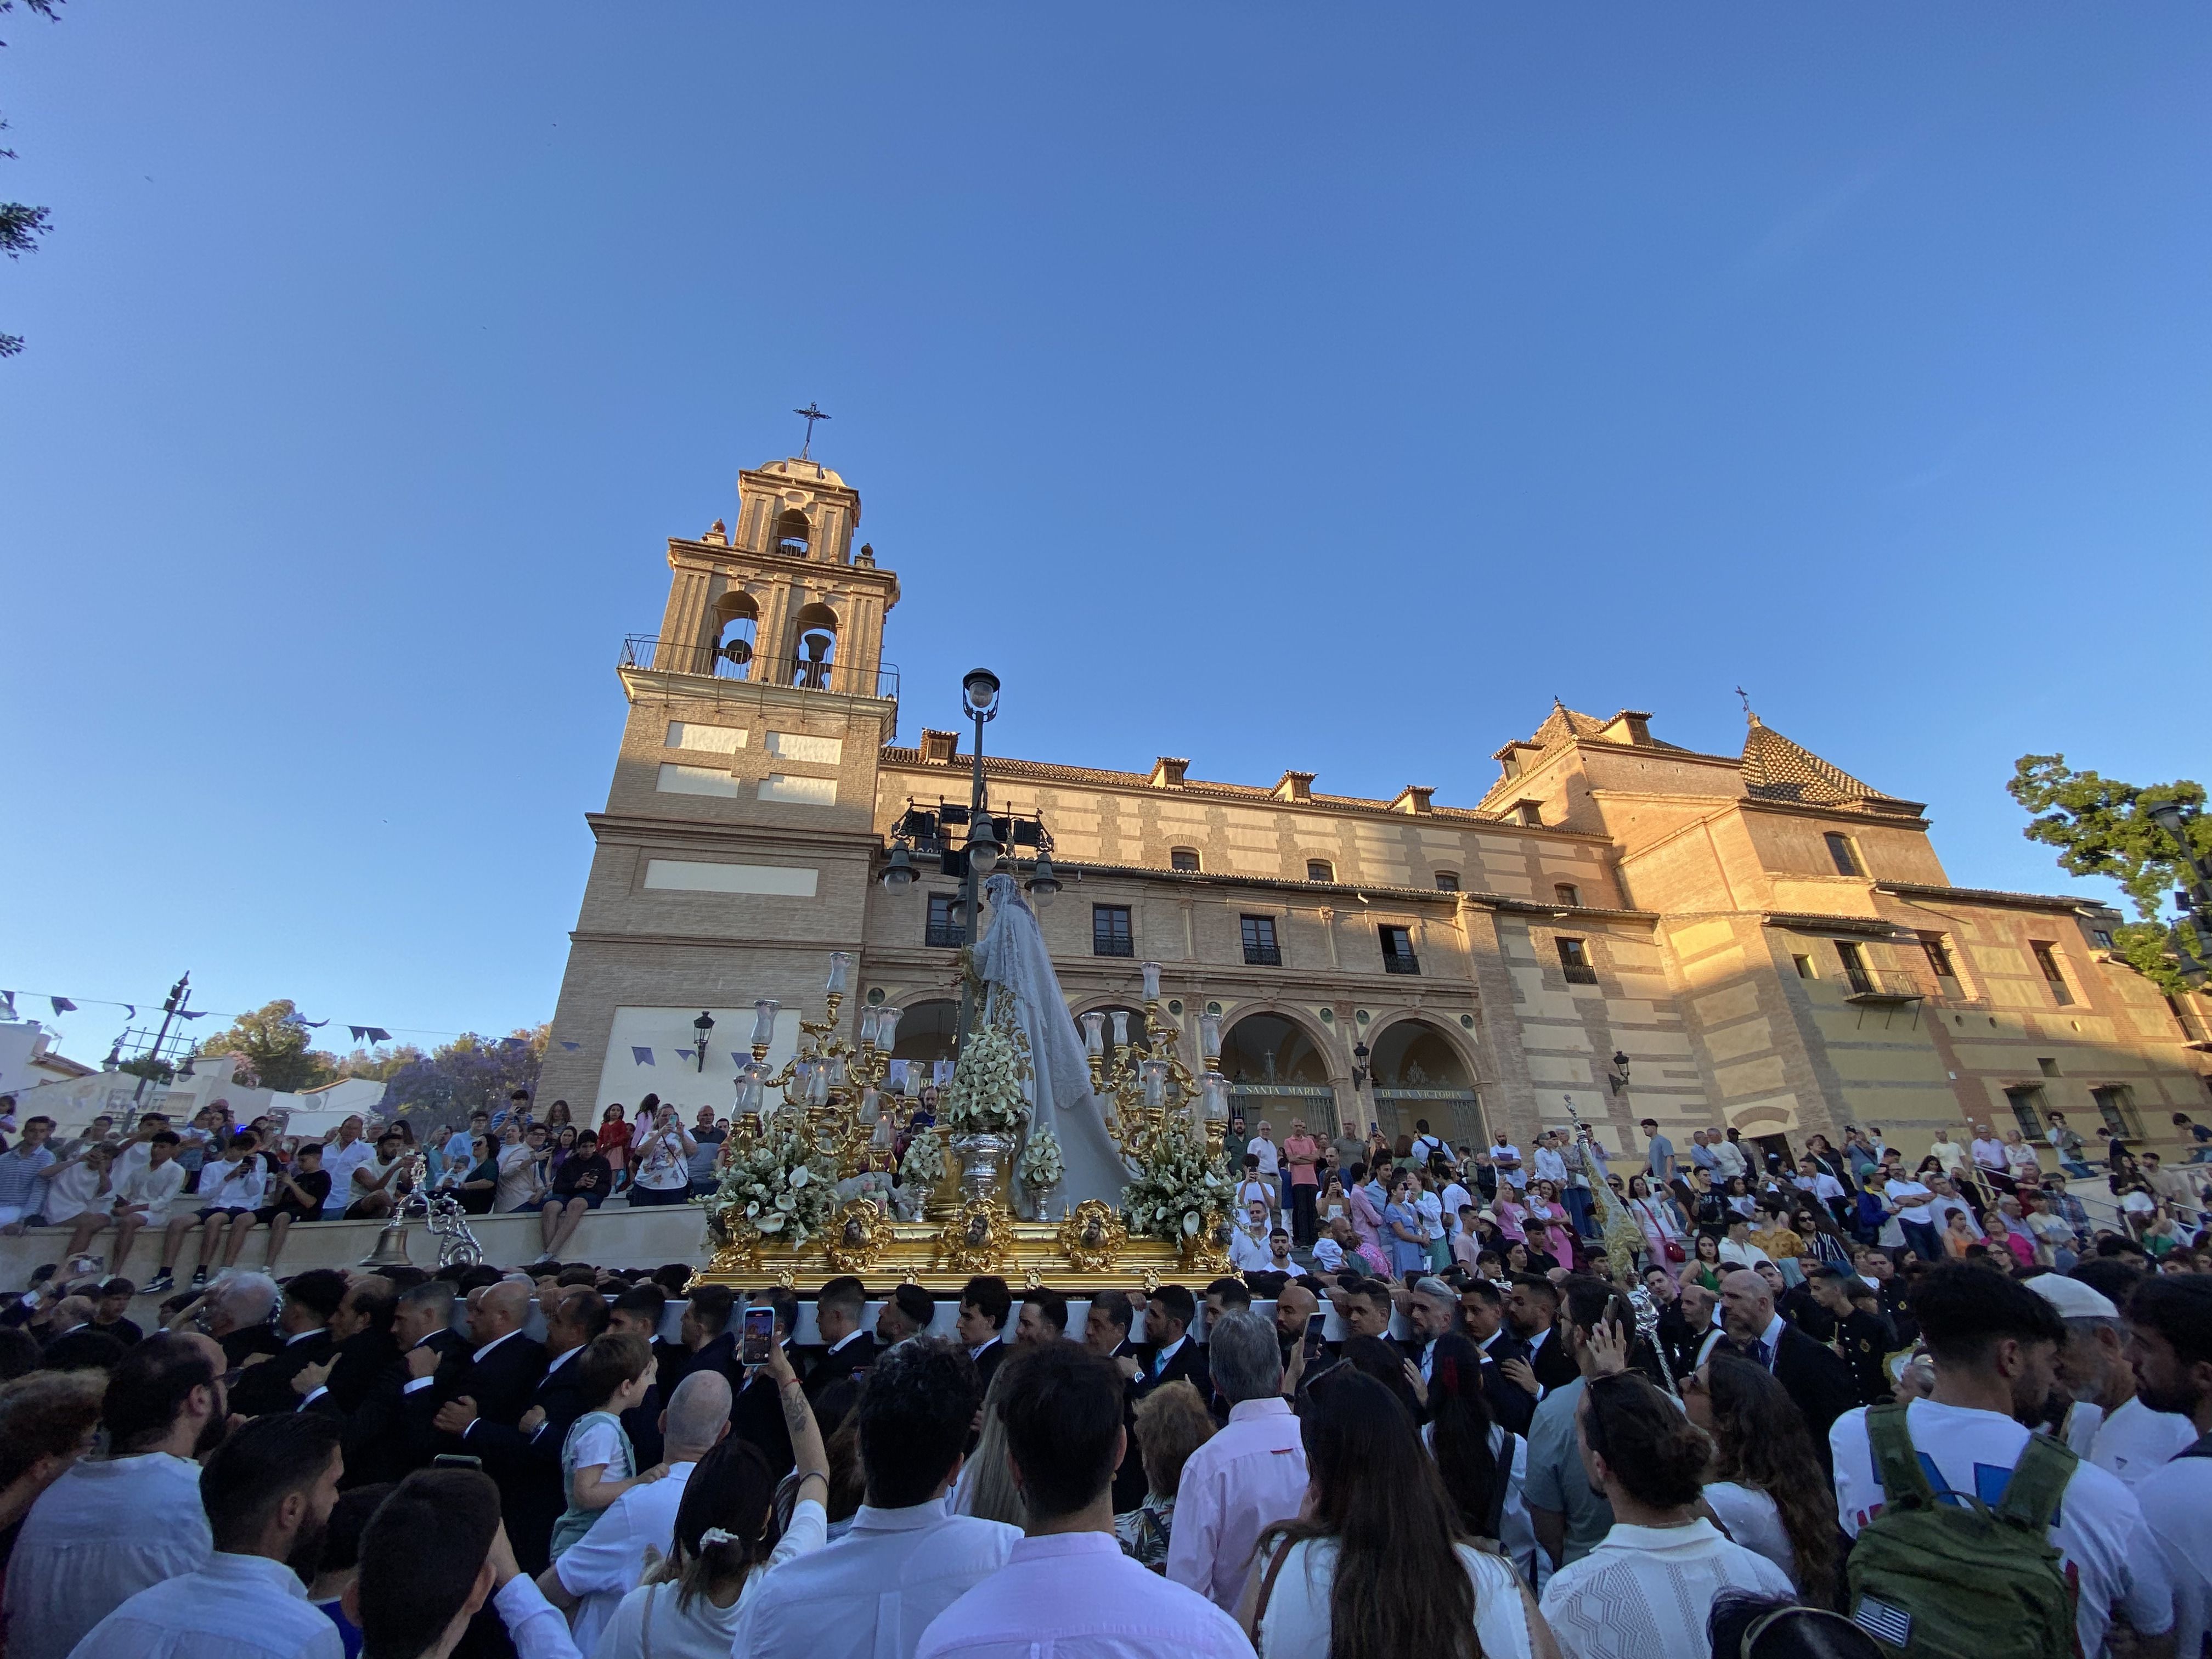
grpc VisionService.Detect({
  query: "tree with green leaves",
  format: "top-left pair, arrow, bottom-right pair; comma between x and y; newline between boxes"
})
194,999 -> 342,1094
1,0 -> 61,358
2008,754 -> 2212,995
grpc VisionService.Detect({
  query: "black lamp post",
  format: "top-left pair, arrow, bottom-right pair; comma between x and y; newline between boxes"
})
692,1011 -> 715,1073
951,669 -> 1001,1056
2147,799 -> 2212,985
1608,1050 -> 1632,1094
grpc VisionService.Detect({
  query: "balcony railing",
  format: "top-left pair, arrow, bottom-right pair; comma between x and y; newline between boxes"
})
1843,967 -> 1925,1003
1244,943 -> 1284,967
1093,935 -> 1135,958
924,921 -> 966,949
1383,953 -> 1421,976
1561,963 -> 1599,985
620,635 -> 900,701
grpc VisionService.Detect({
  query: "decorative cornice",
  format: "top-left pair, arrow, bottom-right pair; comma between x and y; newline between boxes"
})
1875,882 -> 2117,917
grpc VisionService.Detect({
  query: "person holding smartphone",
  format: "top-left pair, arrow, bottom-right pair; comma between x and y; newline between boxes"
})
535,1129 -> 612,1261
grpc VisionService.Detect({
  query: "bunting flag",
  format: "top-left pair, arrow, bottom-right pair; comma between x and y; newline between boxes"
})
363,1028 -> 392,1044
932,1059 -> 955,1087
887,1059 -> 911,1092
49,997 -> 77,1015
300,1018 -> 329,1029
348,1026 -> 369,1042
729,1052 -> 747,1069
0,991 -> 15,1018
559,1041 -> 582,1052
631,1046 -> 656,1066
676,1048 -> 695,1062
120,1005 -> 136,1019
177,1010 -> 209,1020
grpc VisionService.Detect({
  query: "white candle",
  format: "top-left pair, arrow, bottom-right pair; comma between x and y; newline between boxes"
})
751,1000 -> 780,1048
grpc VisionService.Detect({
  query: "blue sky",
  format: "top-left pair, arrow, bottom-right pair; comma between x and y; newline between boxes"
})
3,6 -> 2207,1059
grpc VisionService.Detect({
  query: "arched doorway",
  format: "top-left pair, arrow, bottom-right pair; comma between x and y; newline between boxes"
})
888,999 -> 958,1099
1367,1018 -> 1483,1157
1220,1011 -> 1340,1136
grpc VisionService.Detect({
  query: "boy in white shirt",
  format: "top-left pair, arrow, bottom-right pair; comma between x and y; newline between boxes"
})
66,1131 -> 185,1273
145,1131 -> 266,1293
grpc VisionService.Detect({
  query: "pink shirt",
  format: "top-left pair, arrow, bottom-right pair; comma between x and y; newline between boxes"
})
1166,1396 -> 1311,1612
1283,1135 -> 1322,1187
918,1531 -> 1252,1659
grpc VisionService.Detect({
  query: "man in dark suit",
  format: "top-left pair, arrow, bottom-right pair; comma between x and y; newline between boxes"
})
956,1274 -> 1013,1392
34,1297 -> 128,1374
805,1276 -> 877,1400
1406,1277 -> 1490,1420
727,1288 -> 799,1481
1083,1292 -> 1149,1513
320,1278 -> 464,1484
309,1275 -> 400,1414
1132,1283 -> 1211,1407
438,1283 -> 599,1572
1506,1273 -> 1579,1394
1455,1277 -> 1536,1435
1717,1268 -> 1858,1469
228,1267 -> 345,1417
408,1280 -> 547,1461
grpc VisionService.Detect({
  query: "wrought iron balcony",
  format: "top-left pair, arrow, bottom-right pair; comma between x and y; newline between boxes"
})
620,635 -> 899,701
1561,963 -> 1599,985
924,921 -> 966,949
1244,943 -> 1284,967
1843,967 -> 1925,1004
1383,953 -> 1421,976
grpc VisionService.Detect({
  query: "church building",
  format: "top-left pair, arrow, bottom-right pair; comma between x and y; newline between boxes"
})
539,452 -> 2212,1174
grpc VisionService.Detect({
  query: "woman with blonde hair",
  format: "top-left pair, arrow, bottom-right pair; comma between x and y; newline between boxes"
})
949,1362 -> 1026,1527
1113,1379 -> 1215,1571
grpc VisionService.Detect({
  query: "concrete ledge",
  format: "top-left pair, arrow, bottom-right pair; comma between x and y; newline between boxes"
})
3,1204 -> 712,1295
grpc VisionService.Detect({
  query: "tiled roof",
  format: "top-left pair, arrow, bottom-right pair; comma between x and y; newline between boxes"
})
1739,716 -> 1912,811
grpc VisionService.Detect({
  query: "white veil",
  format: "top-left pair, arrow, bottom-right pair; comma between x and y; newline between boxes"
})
974,872 -> 1133,1210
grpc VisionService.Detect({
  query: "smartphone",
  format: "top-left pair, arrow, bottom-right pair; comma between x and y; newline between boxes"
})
433,1453 -> 483,1470
1303,1312 -> 1328,1362
742,1305 -> 775,1366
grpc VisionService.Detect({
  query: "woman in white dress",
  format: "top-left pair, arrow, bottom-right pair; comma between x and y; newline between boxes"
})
1238,1366 -> 1562,1659
1684,1355 -> 1839,1606
590,1340 -> 829,1658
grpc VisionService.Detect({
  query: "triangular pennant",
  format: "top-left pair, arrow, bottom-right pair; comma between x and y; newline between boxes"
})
676,1048 -> 694,1062
364,1028 -> 392,1043
122,1005 -> 136,1019
349,1026 -> 368,1042
177,1010 -> 208,1020
631,1046 -> 655,1066
300,1017 -> 328,1028
0,991 -> 14,1018
49,996 -> 77,1014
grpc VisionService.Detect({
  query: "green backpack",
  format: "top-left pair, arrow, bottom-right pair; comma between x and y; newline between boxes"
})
1844,1403 -> 2078,1659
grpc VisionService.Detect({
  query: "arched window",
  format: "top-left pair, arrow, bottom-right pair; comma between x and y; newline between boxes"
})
1306,859 -> 1335,883
1170,848 -> 1201,872
792,603 -> 838,690
775,509 -> 811,558
713,591 -> 758,679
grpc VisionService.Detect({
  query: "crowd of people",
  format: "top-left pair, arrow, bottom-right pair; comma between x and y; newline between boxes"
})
0,1092 -> 729,1290
0,1101 -> 2208,1659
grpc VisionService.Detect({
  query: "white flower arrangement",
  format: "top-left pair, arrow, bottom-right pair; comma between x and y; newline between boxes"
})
707,1121 -> 840,1248
900,1127 -> 949,1189
1017,1126 -> 1064,1189
938,1018 -> 1032,1136
1121,1122 -> 1232,1245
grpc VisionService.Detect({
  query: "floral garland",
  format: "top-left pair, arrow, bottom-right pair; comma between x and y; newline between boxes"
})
938,1016 -> 1031,1136
1017,1126 -> 1064,1189
1121,1122 -> 1232,1244
706,1121 -> 839,1248
900,1127 -> 949,1189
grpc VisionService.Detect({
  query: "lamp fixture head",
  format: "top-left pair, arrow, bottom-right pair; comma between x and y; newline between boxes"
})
883,837 -> 916,891
1025,854 -> 1060,906
967,815 -> 1003,876
963,667 -> 1002,715
2147,799 -> 2190,840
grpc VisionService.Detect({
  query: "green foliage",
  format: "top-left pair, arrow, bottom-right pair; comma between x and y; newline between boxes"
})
194,999 -> 342,1094
2008,754 -> 2211,994
1,0 -> 63,357
117,1053 -> 174,1084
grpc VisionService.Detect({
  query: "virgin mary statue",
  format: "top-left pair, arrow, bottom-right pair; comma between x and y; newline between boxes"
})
973,871 -> 1133,1210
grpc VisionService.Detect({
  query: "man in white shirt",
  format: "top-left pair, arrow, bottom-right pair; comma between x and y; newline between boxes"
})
1166,1311 -> 1308,1613
495,1124 -> 551,1215
1707,1129 -> 1748,1183
734,1339 -> 1018,1659
537,1370 -> 730,1652
920,1341 -> 1251,1659
315,1116 -> 374,1218
1831,1263 -> 2173,1659
5,1333 -> 227,1659
1228,1199 -> 1274,1274
1248,1120 -> 1280,1186
1263,1227 -> 1307,1280
1410,1120 -> 1450,1166
1534,1131 -> 1571,1191
66,1128 -> 186,1272
2126,1276 -> 2212,1659
1880,1163 -> 1940,1260
1923,1175 -> 1982,1241
2030,1273 -> 2198,1486
147,1131 -> 266,1293
1716,1218 -> 1773,1272
70,1412 -> 346,1659
1491,1132 -> 1526,1192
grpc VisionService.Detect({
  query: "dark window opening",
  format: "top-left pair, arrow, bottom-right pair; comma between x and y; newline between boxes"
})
1791,954 -> 1815,979
2005,1084 -> 2047,1137
1380,925 -> 1419,975
1092,904 -> 1133,958
774,508 -> 811,558
1241,915 -> 1282,967
2092,1085 -> 2141,1139
2038,1057 -> 2060,1078
2091,929 -> 2115,950
1920,934 -> 1956,980
1825,833 -> 1864,877
1170,848 -> 1201,873
925,894 -> 965,949
1307,859 -> 1335,883
2030,942 -> 2074,1006
1835,940 -> 1874,995
1554,883 -> 1581,907
1434,871 -> 1460,893
1556,938 -> 1597,985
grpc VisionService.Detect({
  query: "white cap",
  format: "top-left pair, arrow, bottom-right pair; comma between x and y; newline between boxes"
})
2027,1274 -> 2119,1321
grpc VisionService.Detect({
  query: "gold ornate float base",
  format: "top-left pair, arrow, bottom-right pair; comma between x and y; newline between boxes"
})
701,1198 -> 1228,1293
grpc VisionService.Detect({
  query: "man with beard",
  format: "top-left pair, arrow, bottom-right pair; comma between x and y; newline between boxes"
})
69,1412 -> 346,1659
2126,1276 -> 2212,1659
4,1332 -> 229,1659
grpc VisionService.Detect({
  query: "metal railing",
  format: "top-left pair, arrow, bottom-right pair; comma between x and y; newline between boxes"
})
1244,943 -> 1284,967
1383,953 -> 1421,975
1093,934 -> 1135,958
620,635 -> 900,701
1843,967 -> 1925,1001
1562,963 -> 1599,985
924,922 -> 966,949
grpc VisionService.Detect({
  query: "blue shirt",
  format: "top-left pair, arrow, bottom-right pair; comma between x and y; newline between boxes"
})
1382,1202 -> 1427,1273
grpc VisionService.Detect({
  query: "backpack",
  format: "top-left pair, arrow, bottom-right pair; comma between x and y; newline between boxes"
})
1844,1403 -> 2077,1659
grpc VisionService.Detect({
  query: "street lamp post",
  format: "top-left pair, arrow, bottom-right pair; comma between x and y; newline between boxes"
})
952,668 -> 1001,1058
693,1011 -> 715,1074
2146,799 -> 2212,986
